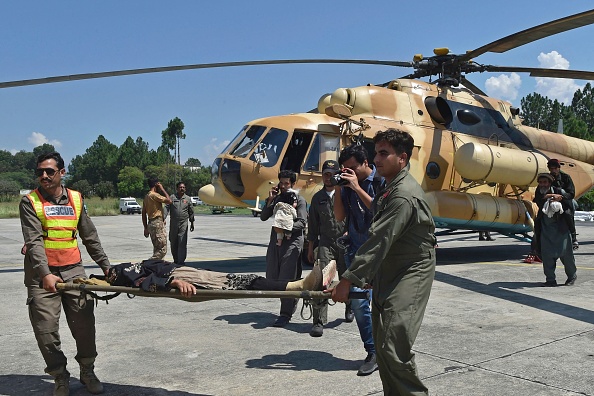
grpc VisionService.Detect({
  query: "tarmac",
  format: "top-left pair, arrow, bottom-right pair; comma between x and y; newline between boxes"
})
0,213 -> 593,396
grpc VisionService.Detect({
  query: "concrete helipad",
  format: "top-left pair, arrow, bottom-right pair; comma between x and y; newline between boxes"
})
0,214 -> 593,395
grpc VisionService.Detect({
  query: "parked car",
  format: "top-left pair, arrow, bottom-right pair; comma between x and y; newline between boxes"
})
119,197 -> 142,214
574,211 -> 594,222
191,196 -> 204,206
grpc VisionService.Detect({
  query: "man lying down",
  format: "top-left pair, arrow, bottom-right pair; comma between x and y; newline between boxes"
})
105,259 -> 337,298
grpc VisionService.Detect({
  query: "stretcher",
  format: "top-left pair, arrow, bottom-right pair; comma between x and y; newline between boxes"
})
55,281 -> 368,303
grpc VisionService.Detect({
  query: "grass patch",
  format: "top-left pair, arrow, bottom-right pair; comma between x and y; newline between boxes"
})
0,196 -> 254,218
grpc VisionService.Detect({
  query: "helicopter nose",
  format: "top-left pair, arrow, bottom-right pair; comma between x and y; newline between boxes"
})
198,183 -> 245,206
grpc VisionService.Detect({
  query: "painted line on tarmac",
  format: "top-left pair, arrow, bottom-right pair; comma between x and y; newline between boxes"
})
450,261 -> 594,270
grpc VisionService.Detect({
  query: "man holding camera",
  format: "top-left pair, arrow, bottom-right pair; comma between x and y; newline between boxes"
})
333,144 -> 381,376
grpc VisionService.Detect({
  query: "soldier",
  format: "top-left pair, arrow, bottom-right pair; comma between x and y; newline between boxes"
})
20,152 -> 111,396
331,129 -> 437,396
164,182 -> 195,265
142,177 -> 172,260
547,159 -> 579,249
260,170 -> 308,327
307,160 -> 346,337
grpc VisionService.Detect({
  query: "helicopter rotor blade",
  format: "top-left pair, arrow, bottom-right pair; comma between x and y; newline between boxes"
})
483,66 -> 594,81
0,59 -> 414,89
461,9 -> 594,62
459,77 -> 487,96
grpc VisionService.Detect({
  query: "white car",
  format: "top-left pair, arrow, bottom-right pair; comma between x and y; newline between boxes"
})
574,211 -> 594,222
191,196 -> 203,206
119,197 -> 142,214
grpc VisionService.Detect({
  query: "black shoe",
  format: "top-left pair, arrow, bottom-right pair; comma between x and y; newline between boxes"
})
543,280 -> 558,287
309,323 -> 323,337
345,304 -> 355,323
357,352 -> 378,376
565,274 -> 577,286
272,316 -> 290,328
572,241 -> 579,250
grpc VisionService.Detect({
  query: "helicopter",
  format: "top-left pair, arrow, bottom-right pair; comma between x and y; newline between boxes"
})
2,9 -> 594,237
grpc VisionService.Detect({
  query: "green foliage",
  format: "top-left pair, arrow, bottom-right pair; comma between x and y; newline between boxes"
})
33,144 -> 57,159
577,189 -> 594,211
0,171 -> 36,189
0,179 -> 21,202
185,157 -> 202,167
96,181 -> 115,199
117,166 -> 145,197
68,135 -> 119,186
161,117 -> 186,165
2,118 -> 206,203
70,179 -> 93,198
520,83 -> 594,141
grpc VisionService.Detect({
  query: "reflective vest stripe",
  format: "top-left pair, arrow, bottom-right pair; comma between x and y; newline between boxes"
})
27,189 -> 82,266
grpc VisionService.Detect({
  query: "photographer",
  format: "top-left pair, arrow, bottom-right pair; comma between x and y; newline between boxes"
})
333,144 -> 382,376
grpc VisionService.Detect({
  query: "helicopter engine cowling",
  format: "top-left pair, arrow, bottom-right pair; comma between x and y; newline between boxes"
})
454,142 -> 549,188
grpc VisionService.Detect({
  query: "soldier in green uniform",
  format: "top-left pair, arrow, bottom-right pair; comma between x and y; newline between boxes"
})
164,182 -> 195,265
331,129 -> 436,396
307,160 -> 345,337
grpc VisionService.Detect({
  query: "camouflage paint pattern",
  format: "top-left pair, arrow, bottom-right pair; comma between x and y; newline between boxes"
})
199,79 -> 594,234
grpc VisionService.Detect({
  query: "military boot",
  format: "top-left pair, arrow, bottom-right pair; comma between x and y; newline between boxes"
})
79,362 -> 104,394
53,371 -> 70,396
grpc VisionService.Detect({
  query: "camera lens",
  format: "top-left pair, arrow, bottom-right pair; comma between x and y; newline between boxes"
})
331,173 -> 349,186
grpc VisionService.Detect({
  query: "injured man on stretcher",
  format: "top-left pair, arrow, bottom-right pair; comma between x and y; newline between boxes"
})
105,259 -> 337,298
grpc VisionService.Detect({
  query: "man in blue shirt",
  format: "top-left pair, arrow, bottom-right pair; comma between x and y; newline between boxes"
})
333,144 -> 380,376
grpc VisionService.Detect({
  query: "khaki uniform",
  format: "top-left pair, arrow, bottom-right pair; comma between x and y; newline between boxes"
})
20,187 -> 111,377
307,188 -> 344,324
144,191 -> 169,260
342,168 -> 436,396
164,194 -> 195,264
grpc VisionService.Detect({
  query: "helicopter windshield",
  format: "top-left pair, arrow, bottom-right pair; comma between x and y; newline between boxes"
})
228,125 -> 267,157
250,127 -> 288,167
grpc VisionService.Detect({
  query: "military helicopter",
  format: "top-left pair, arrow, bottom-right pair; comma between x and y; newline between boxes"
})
2,9 -> 594,237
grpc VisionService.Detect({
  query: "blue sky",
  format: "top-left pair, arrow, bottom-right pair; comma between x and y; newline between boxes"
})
1,1 -> 593,168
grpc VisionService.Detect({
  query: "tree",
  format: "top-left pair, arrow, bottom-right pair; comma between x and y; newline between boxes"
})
185,157 -> 202,167
116,136 -> 151,170
68,135 -> 119,186
0,171 -> 36,190
0,179 -> 21,202
96,181 -> 115,199
161,117 -> 186,165
71,180 -> 93,198
0,150 -> 15,172
117,166 -> 145,197
33,143 -> 57,159
570,83 -> 594,140
12,150 -> 36,174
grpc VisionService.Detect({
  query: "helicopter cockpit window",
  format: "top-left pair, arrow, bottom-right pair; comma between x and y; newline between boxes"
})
303,134 -> 340,172
280,131 -> 314,173
249,127 -> 288,167
229,125 -> 266,158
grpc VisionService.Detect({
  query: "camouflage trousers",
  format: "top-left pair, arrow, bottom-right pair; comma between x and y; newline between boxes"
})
148,217 -> 167,260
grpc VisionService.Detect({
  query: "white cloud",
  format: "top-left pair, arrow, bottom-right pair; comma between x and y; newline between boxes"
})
201,138 -> 230,166
27,132 -> 63,148
485,72 -> 522,101
534,51 -> 582,105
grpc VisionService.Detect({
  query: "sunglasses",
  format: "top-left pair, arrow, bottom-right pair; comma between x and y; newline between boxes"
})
35,168 -> 59,177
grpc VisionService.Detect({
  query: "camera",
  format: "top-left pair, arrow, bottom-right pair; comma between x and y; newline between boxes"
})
330,172 -> 349,186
